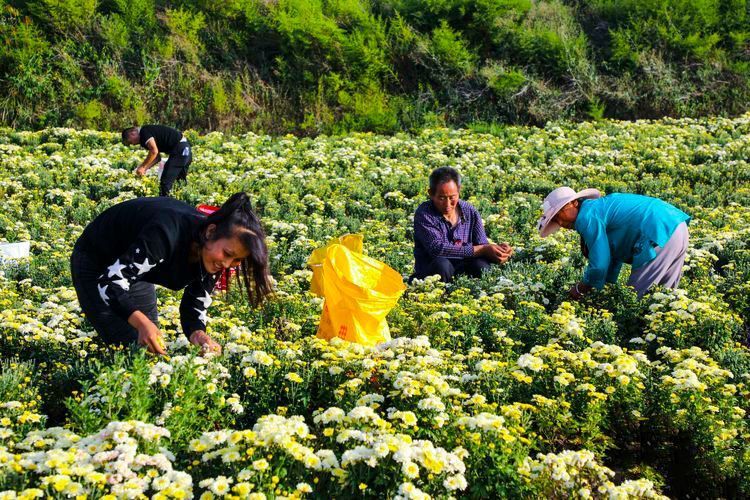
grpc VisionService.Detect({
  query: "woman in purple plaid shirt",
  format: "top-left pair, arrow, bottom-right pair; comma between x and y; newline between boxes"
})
411,167 -> 512,282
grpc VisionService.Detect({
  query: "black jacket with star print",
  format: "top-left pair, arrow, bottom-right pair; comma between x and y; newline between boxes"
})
74,197 -> 219,337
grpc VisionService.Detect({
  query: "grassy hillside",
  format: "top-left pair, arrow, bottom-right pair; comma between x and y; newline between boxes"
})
1,0 -> 749,134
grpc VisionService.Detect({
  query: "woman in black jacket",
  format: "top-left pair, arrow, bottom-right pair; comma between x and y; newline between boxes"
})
70,192 -> 272,355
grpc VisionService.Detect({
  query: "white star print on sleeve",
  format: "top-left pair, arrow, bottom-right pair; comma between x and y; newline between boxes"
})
194,307 -> 208,324
98,255 -> 141,314
96,223 -> 176,319
133,257 -> 157,275
111,277 -> 130,291
192,290 -> 213,325
97,283 -> 110,305
196,290 -> 212,309
107,259 -> 127,279
179,277 -> 219,338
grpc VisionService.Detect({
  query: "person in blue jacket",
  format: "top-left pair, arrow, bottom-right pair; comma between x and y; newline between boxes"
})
536,187 -> 690,299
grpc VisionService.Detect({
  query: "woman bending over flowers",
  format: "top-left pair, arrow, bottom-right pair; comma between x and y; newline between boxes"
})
71,193 -> 272,355
537,187 -> 690,299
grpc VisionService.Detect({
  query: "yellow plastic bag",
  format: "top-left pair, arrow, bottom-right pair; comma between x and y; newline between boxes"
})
308,234 -> 406,346
308,234 -> 363,296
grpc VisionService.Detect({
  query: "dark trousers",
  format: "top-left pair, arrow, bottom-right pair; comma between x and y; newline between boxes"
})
70,247 -> 159,345
413,257 -> 491,283
160,142 -> 192,197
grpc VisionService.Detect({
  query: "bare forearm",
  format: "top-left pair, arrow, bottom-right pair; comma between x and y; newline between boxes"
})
139,151 -> 160,170
128,310 -> 154,330
147,153 -> 162,168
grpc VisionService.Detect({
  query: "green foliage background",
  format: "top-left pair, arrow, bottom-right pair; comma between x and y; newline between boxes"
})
1,0 -> 749,133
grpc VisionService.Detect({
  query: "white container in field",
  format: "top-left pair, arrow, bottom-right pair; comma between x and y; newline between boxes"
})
0,242 -> 30,262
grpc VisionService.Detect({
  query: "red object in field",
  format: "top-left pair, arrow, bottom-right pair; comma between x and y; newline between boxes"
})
215,267 -> 237,292
196,204 -> 219,216
196,204 -> 238,292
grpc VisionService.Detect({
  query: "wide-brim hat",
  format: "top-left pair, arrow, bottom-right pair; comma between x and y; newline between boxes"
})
537,186 -> 601,237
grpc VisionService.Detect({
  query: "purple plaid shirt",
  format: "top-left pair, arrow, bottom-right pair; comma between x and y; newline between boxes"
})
413,200 -> 489,276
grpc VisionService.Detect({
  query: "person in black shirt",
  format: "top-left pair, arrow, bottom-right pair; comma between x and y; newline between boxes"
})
70,193 -> 272,355
122,125 -> 193,197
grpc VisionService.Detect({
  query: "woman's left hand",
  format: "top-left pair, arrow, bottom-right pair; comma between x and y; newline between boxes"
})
189,330 -> 222,355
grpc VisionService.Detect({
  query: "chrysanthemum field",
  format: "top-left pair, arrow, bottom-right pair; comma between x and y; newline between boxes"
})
1,118 -> 749,499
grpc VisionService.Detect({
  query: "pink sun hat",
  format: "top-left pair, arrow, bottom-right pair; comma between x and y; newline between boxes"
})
537,186 -> 602,237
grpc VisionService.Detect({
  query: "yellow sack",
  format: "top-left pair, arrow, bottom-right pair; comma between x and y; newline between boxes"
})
308,234 -> 363,296
308,234 -> 406,346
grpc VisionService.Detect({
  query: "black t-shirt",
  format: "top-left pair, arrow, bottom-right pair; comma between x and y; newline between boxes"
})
74,197 -> 219,337
139,125 -> 183,154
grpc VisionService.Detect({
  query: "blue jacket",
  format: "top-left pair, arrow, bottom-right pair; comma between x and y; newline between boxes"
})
575,194 -> 690,289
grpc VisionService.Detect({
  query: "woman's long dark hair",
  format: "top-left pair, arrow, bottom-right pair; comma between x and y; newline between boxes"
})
197,192 -> 272,306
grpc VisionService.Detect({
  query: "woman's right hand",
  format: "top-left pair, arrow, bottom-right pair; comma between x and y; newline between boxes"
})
128,310 -> 167,356
138,322 -> 166,355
